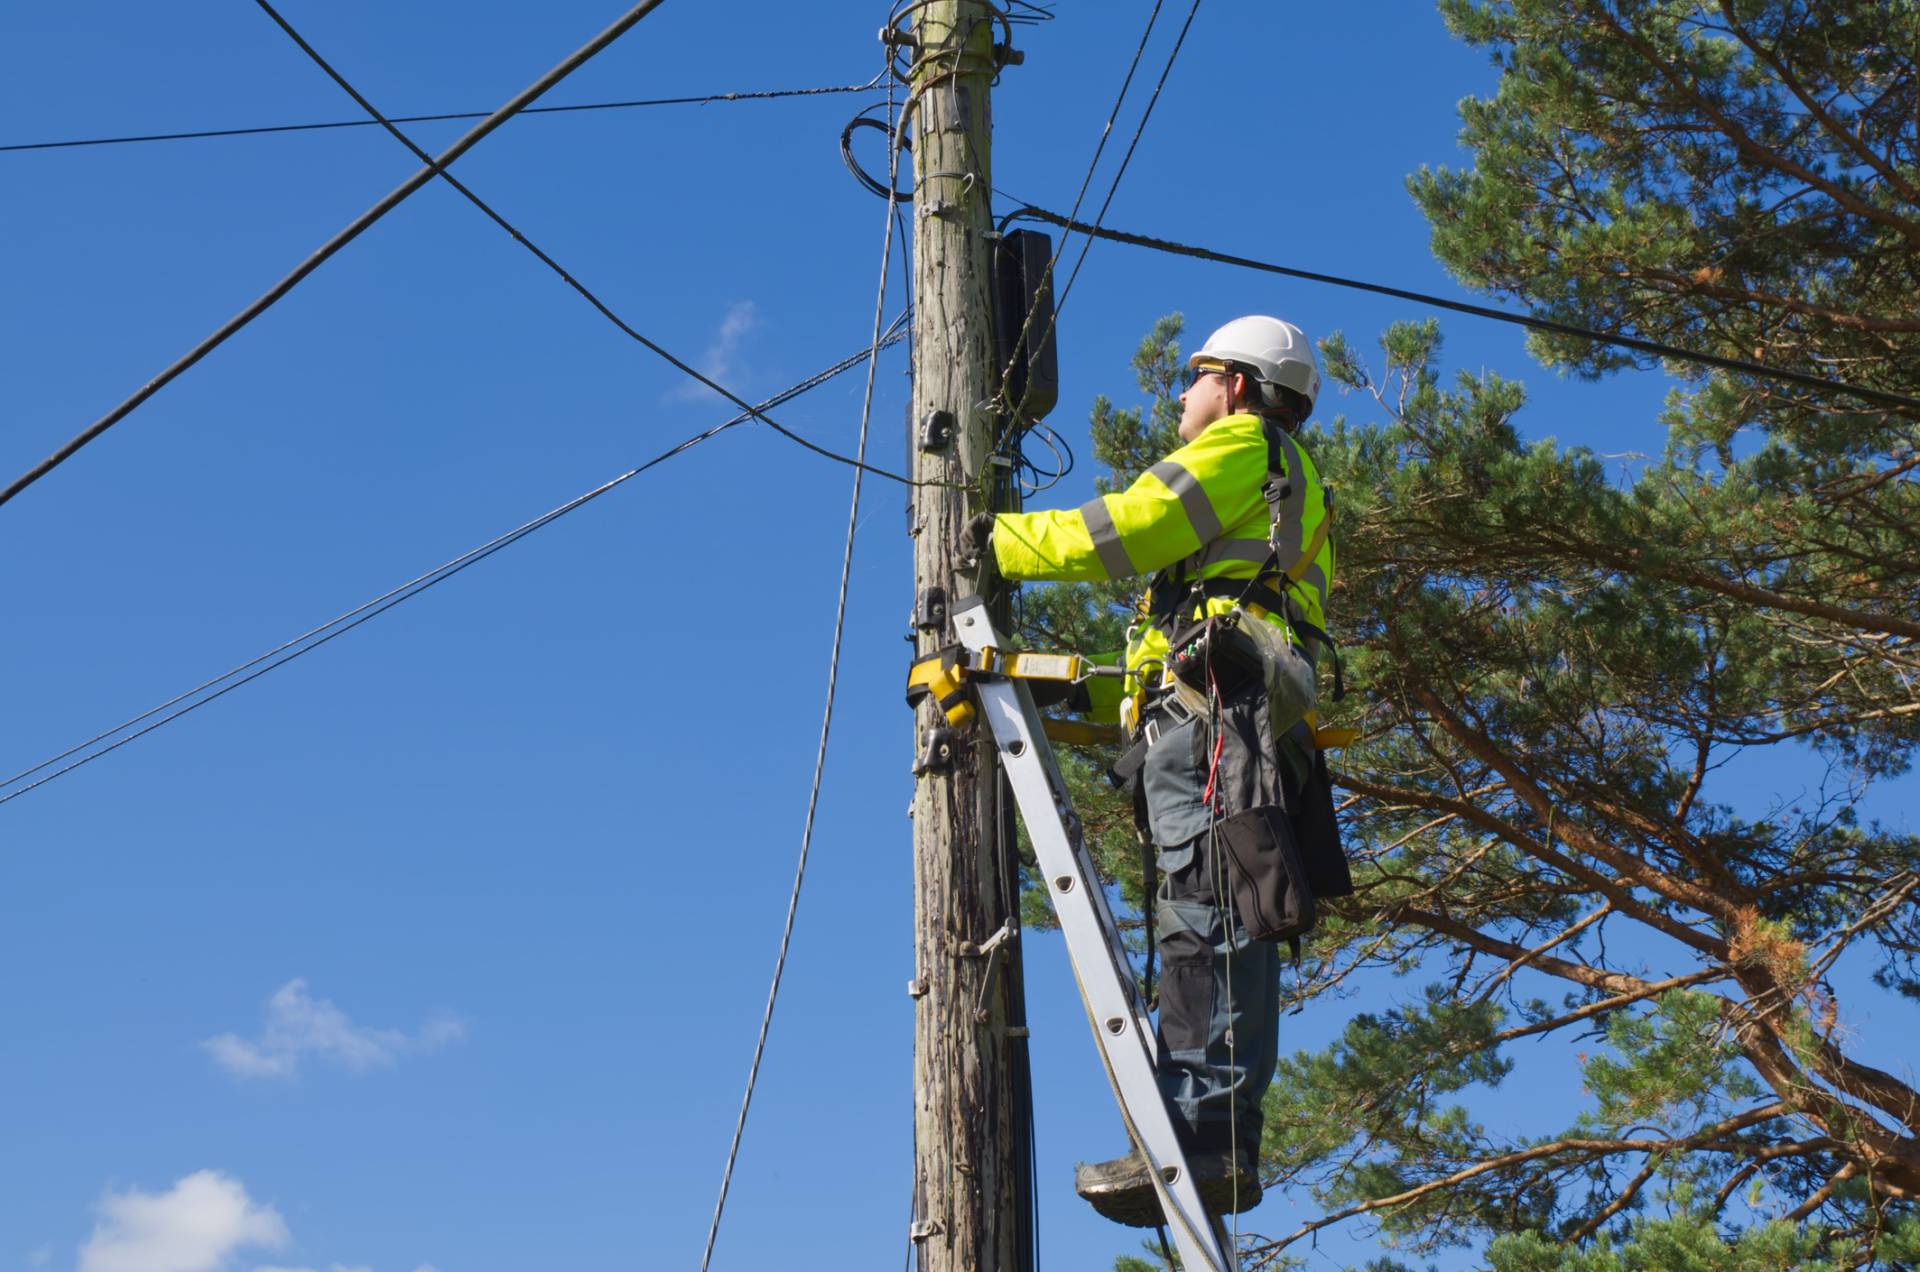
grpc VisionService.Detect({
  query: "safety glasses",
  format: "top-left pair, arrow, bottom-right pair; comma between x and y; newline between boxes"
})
1183,361 -> 1234,391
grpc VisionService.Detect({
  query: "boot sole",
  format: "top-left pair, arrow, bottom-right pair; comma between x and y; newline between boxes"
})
1078,1171 -> 1263,1228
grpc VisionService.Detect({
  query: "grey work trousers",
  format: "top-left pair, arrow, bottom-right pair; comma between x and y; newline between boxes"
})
1138,699 -> 1290,1152
1155,834 -> 1282,1151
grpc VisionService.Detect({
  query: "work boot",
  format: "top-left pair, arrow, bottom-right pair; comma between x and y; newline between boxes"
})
1074,1146 -> 1261,1227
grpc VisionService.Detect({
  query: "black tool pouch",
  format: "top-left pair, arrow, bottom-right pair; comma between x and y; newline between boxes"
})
1292,747 -> 1354,899
1217,805 -> 1315,944
1164,613 -> 1265,701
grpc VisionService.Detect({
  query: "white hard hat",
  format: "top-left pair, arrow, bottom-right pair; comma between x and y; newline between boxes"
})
1189,315 -> 1319,415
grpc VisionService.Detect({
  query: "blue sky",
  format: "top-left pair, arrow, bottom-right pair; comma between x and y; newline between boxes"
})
2,4 -> 1912,1271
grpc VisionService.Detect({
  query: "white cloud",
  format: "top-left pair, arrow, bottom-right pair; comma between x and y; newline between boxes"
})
666,300 -> 760,402
26,1244 -> 52,1267
79,1171 -> 288,1272
203,979 -> 466,1080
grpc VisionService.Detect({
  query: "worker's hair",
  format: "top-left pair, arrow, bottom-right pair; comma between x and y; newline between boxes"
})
1222,361 -> 1310,432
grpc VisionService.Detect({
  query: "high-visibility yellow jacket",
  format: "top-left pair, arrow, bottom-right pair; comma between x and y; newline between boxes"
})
990,412 -> 1333,725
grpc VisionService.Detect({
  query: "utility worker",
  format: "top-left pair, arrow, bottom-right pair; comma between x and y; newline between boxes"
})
959,316 -> 1335,1225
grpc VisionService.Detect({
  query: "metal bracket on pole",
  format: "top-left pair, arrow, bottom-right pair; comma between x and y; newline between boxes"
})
949,595 -> 1240,1272
964,918 -> 1019,1025
913,723 -> 956,775
958,918 -> 1016,959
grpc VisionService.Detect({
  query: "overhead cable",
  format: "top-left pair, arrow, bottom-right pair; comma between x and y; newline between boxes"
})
0,0 -> 672,512
1004,0 -> 1058,21
255,0 -> 952,491
1003,204 -> 1920,415
1023,0 -> 1201,369
993,0 -> 1195,507
989,0 -> 1171,410
697,62 -> 908,1272
0,324 -> 906,809
0,77 -> 883,155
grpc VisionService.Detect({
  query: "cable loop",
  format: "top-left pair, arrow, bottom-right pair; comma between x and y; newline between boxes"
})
884,1 -> 1014,86
841,108 -> 912,201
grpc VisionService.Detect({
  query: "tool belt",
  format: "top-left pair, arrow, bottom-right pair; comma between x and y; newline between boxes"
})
1146,573 -> 1345,706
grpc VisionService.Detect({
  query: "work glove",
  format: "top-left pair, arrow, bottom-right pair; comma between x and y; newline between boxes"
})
1026,678 -> 1093,712
957,511 -> 996,572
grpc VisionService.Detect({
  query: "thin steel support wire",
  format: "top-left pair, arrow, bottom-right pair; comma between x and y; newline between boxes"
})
696,55 -> 908,1272
988,0 -> 1166,413
0,75 -> 884,154
1037,0 -> 1201,347
0,325 -> 904,809
1003,205 -> 1920,416
254,0 -> 951,491
0,0 -> 673,512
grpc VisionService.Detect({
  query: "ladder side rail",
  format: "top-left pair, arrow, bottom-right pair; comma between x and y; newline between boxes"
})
1002,692 -> 1147,1029
952,600 -> 1237,1272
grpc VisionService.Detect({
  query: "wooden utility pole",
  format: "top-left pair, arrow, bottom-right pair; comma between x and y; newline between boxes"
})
906,4 -> 1027,1270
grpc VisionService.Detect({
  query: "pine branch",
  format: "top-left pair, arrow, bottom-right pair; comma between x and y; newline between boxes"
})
1250,1105 -> 1791,1257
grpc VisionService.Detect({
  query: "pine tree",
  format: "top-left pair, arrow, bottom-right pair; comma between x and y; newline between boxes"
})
1028,6 -> 1920,1259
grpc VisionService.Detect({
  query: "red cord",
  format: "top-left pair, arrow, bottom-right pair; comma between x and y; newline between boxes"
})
1202,635 -> 1226,809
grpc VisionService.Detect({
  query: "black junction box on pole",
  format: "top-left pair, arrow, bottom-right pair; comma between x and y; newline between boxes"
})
993,229 -> 1059,423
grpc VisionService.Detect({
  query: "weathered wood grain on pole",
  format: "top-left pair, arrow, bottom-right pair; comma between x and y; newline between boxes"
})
908,5 -> 1025,1269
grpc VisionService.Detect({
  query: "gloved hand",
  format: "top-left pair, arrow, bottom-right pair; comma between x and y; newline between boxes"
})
957,511 -> 996,572
1026,678 -> 1093,712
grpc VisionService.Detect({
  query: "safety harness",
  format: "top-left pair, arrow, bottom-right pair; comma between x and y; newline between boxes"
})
1143,417 -> 1345,705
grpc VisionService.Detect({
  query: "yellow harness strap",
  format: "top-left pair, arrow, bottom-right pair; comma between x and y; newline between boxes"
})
1284,502 -> 1332,583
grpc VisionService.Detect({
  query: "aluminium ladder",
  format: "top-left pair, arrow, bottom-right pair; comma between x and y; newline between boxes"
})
950,595 -> 1240,1272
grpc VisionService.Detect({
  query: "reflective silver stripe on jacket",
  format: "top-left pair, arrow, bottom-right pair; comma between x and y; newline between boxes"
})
1194,537 -> 1274,569
1080,496 -> 1135,579
1146,458 -> 1223,543
1266,428 -> 1312,570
